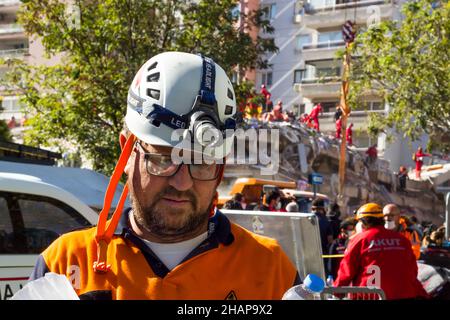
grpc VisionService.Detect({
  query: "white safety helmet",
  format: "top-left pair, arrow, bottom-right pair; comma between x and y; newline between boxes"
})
125,52 -> 237,160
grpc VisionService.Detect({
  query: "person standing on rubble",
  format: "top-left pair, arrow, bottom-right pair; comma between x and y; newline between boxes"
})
260,84 -> 271,112
413,146 -> 431,180
365,144 -> 378,167
308,103 -> 323,132
262,100 -> 289,122
383,204 -> 421,260
335,116 -> 342,139
334,105 -> 342,122
397,166 -> 408,191
346,123 -> 353,146
335,203 -> 428,300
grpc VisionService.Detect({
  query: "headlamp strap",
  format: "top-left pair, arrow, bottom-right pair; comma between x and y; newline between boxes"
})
198,55 -> 216,106
147,104 -> 188,130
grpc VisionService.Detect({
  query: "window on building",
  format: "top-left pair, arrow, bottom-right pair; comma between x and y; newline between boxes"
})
303,60 -> 341,80
13,43 -> 26,50
261,71 -> 273,87
361,101 -> 384,111
308,0 -> 336,10
370,101 -> 384,110
1,96 -> 21,112
294,69 -> 304,83
353,131 -> 375,149
292,103 -> 306,116
314,101 -> 339,113
296,34 -> 312,50
318,30 -> 343,43
262,3 -> 277,20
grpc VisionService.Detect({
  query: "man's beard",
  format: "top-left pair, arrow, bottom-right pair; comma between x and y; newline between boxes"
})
130,186 -> 213,239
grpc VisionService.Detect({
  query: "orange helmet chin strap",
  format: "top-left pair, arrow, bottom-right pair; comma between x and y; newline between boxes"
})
93,134 -> 136,273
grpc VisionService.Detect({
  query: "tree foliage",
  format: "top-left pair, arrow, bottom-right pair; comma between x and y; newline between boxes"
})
349,0 -> 450,152
0,117 -> 12,142
0,96 -> 12,141
3,0 -> 276,173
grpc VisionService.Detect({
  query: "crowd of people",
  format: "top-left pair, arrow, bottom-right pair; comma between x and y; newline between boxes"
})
224,192 -> 448,299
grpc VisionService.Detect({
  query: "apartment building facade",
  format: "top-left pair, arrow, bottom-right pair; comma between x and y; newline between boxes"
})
255,0 -> 426,170
0,0 -> 61,143
0,0 -> 27,131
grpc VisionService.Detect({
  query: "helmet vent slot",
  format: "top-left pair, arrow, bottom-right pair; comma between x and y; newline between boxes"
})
147,72 -> 160,82
147,62 -> 158,71
225,105 -> 234,115
227,88 -> 234,100
147,89 -> 160,100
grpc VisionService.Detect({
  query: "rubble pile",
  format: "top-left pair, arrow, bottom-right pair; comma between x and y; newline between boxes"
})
223,120 -> 445,224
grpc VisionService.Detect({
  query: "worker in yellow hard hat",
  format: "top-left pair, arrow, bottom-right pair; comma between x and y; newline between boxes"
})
334,202 -> 428,300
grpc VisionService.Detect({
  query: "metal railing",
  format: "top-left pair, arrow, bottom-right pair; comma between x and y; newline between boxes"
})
300,76 -> 341,84
0,23 -> 24,34
305,0 -> 390,13
303,40 -> 345,50
0,0 -> 21,5
0,48 -> 28,57
321,286 -> 386,300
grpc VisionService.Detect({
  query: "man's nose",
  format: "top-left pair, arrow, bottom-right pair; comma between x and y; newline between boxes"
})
168,164 -> 194,191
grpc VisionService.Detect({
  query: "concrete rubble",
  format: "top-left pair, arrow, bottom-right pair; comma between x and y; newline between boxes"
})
222,120 -> 447,225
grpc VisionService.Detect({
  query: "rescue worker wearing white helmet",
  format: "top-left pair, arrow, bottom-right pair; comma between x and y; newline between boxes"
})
29,52 -> 299,299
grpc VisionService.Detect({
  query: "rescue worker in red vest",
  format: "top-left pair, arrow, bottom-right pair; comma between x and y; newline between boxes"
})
308,103 -> 323,132
383,203 -> 421,260
334,203 -> 428,300
29,52 -> 299,299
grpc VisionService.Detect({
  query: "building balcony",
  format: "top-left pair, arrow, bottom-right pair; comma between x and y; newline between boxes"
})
294,78 -> 341,99
0,23 -> 24,40
299,0 -> 395,29
0,0 -> 21,14
0,0 -> 21,5
300,40 -> 345,60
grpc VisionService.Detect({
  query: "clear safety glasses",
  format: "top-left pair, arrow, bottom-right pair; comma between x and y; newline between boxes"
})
136,141 -> 221,181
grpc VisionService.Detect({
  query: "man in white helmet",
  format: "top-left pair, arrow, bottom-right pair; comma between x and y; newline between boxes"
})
29,52 -> 299,300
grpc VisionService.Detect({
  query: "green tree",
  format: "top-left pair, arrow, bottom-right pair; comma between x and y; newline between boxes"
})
0,118 -> 12,142
2,0 -> 276,173
0,97 -> 12,142
349,0 -> 450,152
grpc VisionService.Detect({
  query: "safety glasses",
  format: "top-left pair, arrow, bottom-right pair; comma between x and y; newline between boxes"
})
136,141 -> 221,181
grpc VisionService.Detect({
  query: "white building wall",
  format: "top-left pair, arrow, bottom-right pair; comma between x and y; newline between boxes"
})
259,0 -> 305,110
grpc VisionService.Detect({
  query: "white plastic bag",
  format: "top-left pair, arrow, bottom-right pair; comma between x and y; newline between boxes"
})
11,272 -> 79,300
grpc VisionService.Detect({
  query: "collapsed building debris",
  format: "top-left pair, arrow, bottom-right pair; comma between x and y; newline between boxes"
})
222,120 -> 446,225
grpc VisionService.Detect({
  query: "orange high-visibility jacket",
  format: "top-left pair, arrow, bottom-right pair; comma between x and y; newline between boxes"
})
30,209 -> 299,300
400,228 -> 421,260
397,219 -> 421,260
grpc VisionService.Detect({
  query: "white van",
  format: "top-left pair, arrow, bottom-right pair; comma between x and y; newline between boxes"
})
0,172 -> 98,299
